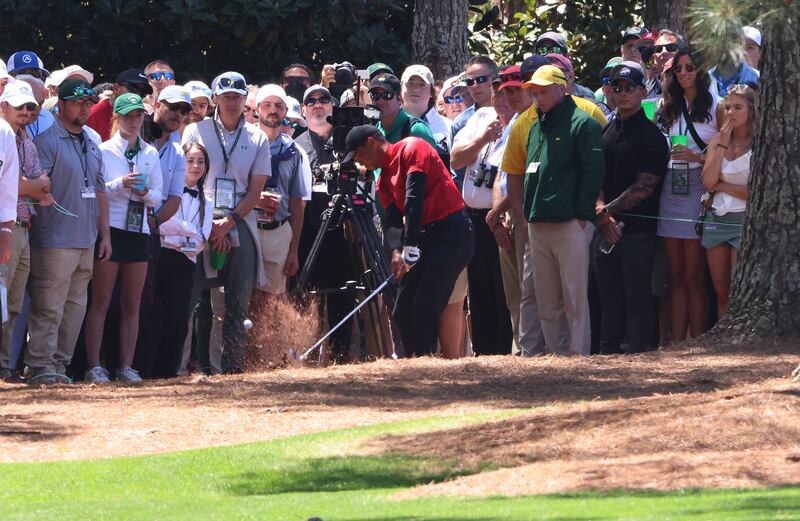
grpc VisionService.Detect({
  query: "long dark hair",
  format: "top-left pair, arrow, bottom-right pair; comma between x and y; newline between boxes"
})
182,142 -> 209,225
661,47 -> 714,130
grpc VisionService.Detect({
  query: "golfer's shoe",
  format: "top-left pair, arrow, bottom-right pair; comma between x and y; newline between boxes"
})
116,367 -> 142,383
85,366 -> 111,384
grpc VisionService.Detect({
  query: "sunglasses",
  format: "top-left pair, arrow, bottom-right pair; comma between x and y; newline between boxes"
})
282,118 -> 299,129
164,101 -> 191,115
500,72 -> 522,83
601,76 -> 612,85
444,95 -> 463,104
13,102 -> 38,111
148,72 -> 175,81
369,91 -> 395,101
611,83 -> 639,93
653,43 -> 679,53
68,98 -> 94,107
303,95 -> 332,107
464,75 -> 491,86
672,64 -> 696,74
535,46 -> 564,56
218,77 -> 246,91
243,105 -> 258,118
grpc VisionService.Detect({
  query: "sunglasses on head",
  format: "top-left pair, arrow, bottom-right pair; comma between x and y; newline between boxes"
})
535,46 -> 564,56
303,95 -> 332,107
672,64 -> 696,74
164,101 -> 191,115
13,102 -> 37,111
465,75 -> 491,86
611,83 -> 639,93
444,95 -> 463,104
369,91 -> 395,101
218,77 -> 246,91
148,71 -> 175,81
653,43 -> 679,53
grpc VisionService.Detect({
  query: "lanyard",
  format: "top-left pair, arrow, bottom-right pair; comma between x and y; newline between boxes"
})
213,119 -> 244,175
69,132 -> 91,187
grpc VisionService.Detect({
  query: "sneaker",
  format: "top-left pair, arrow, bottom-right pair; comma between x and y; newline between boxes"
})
0,368 -> 24,384
116,367 -> 142,383
85,366 -> 111,384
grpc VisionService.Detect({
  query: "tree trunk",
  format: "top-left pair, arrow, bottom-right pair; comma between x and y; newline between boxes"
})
644,0 -> 687,34
412,0 -> 470,80
717,12 -> 800,338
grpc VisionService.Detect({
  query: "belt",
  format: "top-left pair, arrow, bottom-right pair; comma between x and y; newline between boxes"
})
257,217 -> 289,231
465,207 -> 490,217
15,219 -> 30,229
421,209 -> 467,234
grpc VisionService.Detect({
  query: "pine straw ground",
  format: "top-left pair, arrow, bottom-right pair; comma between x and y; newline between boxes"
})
0,338 -> 798,496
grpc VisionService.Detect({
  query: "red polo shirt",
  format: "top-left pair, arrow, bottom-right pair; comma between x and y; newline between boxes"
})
86,97 -> 113,142
377,138 -> 464,226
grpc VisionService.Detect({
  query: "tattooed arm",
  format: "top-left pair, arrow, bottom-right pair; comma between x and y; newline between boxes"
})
601,172 -> 662,215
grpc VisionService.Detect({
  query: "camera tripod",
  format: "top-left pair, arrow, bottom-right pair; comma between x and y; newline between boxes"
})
294,183 -> 399,361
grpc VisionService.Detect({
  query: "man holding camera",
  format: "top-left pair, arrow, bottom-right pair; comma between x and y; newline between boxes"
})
344,125 -> 474,358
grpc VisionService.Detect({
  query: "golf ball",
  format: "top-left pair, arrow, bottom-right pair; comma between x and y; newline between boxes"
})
243,319 -> 253,330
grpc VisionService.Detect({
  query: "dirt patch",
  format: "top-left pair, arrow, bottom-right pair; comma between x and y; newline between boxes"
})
0,340 -> 797,478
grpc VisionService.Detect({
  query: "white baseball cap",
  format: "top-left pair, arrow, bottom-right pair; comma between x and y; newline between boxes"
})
58,65 -> 94,85
44,69 -> 63,89
256,84 -> 288,106
401,64 -> 434,86
184,81 -> 212,101
285,96 -> 307,127
211,71 -> 247,96
0,59 -> 11,80
158,85 -> 192,105
742,26 -> 762,47
0,80 -> 38,107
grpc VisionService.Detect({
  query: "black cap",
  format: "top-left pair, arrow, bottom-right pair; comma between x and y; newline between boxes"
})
115,68 -> 153,94
621,26 -> 648,43
343,125 -> 382,164
368,73 -> 401,94
58,79 -> 93,100
609,63 -> 646,88
520,55 -> 549,77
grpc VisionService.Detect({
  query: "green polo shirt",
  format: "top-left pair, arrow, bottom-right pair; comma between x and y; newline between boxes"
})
377,109 -> 437,147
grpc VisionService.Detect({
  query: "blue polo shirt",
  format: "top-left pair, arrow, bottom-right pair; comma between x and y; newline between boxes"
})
157,130 -> 186,205
709,63 -> 760,97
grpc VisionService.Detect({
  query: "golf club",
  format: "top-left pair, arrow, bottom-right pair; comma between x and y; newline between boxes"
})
289,275 -> 394,361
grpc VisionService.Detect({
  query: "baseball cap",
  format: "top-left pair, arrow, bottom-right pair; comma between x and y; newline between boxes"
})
0,80 -> 38,107
184,81 -> 212,100
520,55 -> 550,78
342,124 -> 382,164
599,57 -> 624,79
545,53 -> 574,73
524,65 -> 567,87
211,71 -> 247,96
368,73 -> 401,94
114,92 -> 146,114
621,26 -> 649,43
6,51 -> 49,75
303,84 -> 331,103
14,74 -> 45,102
367,63 -> 394,79
535,31 -> 568,53
158,85 -> 192,105
44,69 -> 64,90
634,32 -> 659,51
285,96 -> 307,127
58,79 -> 94,100
256,84 -> 288,106
401,64 -> 434,86
0,59 -> 11,81
498,65 -> 523,90
116,68 -> 153,94
59,65 -> 94,85
743,26 -> 762,46
609,63 -> 646,88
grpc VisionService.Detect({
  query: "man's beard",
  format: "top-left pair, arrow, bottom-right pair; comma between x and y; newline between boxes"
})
260,114 -> 282,129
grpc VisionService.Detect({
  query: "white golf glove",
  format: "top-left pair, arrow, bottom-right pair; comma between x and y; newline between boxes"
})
402,245 -> 421,267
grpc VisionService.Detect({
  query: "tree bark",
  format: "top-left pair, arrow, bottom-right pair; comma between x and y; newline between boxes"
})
412,0 -> 470,80
717,12 -> 800,338
644,0 -> 687,34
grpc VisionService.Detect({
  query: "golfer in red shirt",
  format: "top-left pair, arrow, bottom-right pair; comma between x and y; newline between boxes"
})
343,125 -> 475,357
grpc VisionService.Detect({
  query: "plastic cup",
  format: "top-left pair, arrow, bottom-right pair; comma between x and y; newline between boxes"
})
641,100 -> 656,120
671,135 -> 688,147
134,172 -> 148,192
258,189 -> 283,223
209,250 -> 227,270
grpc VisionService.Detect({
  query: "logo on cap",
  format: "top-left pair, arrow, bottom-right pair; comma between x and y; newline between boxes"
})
128,95 -> 138,103
22,54 -> 32,64
619,67 -> 631,76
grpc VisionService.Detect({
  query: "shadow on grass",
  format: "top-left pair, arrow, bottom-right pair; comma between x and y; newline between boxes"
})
226,454 -> 480,496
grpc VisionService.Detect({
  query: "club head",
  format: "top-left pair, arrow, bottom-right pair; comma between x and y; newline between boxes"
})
288,347 -> 305,362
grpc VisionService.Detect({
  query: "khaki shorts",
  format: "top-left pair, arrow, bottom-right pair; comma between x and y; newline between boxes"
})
258,222 -> 292,294
448,268 -> 468,304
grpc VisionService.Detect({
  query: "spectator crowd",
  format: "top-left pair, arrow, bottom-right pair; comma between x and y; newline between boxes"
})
0,22 -> 762,385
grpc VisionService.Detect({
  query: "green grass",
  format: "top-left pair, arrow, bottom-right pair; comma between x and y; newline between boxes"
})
1,410 -> 798,520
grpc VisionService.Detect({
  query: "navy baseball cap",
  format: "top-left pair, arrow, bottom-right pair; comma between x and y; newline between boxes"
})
610,63 -> 646,88
520,55 -> 549,78
7,51 -> 49,76
343,125 -> 382,164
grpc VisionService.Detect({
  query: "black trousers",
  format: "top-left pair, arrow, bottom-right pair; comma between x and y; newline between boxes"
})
393,211 -> 475,356
133,248 -> 196,378
465,207 -> 513,355
591,232 -> 657,353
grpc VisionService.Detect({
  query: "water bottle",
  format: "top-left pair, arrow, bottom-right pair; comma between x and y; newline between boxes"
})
598,221 -> 625,255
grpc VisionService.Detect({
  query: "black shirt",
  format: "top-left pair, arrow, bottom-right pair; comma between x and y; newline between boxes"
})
602,108 -> 669,234
294,128 -> 334,175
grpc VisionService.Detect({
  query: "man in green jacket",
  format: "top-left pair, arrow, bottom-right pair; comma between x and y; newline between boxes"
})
502,65 -> 605,356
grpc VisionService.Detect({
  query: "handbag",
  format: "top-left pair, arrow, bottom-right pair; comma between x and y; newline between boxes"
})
695,192 -> 715,237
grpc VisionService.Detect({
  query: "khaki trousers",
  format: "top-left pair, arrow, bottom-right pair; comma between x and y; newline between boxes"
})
25,247 -> 94,374
0,226 -> 30,369
497,212 -> 526,354
527,220 -> 593,356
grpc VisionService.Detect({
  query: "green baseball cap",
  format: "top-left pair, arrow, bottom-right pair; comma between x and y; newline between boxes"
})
114,93 -> 145,115
367,62 -> 394,80
599,57 -> 623,79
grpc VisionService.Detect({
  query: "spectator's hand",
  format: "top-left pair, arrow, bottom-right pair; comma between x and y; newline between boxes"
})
492,222 -> 513,251
121,172 -> 143,189
718,117 -> 734,148
131,185 -> 149,197
485,207 -> 501,229
283,250 -> 300,277
257,191 -> 280,218
0,229 -> 11,264
480,118 -> 503,144
391,249 -> 408,280
38,172 -> 51,193
96,233 -> 112,262
321,65 -> 335,88
210,218 -> 235,245
38,193 -> 55,207
671,144 -> 701,162
598,218 -> 622,243
211,234 -> 232,254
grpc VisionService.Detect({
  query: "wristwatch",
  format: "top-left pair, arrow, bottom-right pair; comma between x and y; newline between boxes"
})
230,212 -> 242,223
601,206 -> 610,215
